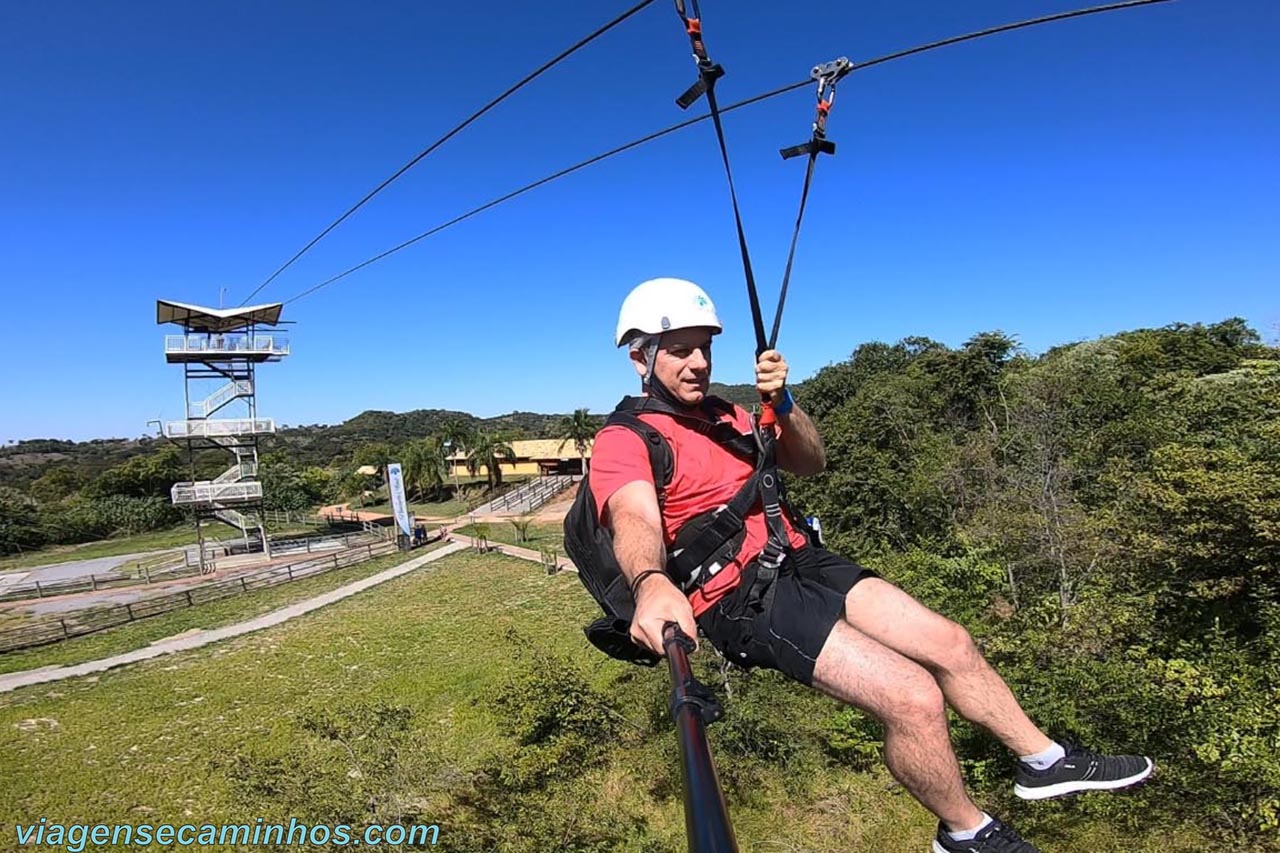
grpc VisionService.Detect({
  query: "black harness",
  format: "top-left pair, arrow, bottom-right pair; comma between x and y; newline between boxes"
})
564,394 -> 811,665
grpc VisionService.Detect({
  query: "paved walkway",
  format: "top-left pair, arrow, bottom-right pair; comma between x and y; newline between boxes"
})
0,551 -> 164,587
0,541 -> 468,695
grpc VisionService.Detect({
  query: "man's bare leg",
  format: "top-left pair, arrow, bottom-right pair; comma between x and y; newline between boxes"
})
844,578 -> 1052,756
812,619 -> 985,831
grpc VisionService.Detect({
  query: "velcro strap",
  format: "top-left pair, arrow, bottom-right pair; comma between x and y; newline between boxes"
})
676,63 -> 723,110
676,77 -> 708,110
779,142 -> 812,160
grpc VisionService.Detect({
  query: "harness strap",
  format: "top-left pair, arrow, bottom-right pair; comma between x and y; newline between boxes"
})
614,395 -> 794,592
668,1 -> 770,374
771,57 -> 851,351
752,423 -> 791,571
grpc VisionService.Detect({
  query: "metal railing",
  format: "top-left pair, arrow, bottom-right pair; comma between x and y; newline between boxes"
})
213,462 -> 257,484
171,482 -> 263,505
164,418 -> 275,438
188,379 -> 253,418
164,334 -> 290,358
214,507 -> 254,531
489,474 -> 574,513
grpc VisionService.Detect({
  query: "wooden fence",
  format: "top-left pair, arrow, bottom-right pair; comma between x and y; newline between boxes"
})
0,532 -> 381,605
0,540 -> 397,654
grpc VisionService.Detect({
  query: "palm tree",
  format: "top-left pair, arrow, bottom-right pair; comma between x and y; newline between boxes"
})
557,408 -> 600,476
465,431 -> 516,491
440,419 -> 475,491
402,436 -> 448,501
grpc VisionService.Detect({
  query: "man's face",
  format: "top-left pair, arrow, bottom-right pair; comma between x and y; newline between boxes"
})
634,327 -> 714,405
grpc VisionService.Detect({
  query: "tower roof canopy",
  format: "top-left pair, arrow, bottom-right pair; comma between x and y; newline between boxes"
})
156,300 -> 284,332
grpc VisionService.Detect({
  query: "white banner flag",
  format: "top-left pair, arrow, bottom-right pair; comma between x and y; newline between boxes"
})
386,463 -> 412,537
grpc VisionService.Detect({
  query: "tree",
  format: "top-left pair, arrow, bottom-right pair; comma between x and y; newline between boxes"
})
84,445 -> 184,499
402,437 -> 449,501
557,408 -> 599,475
28,467 -> 86,504
466,432 -> 516,490
353,442 -> 394,474
339,469 -> 379,508
259,455 -> 318,512
0,487 -> 45,554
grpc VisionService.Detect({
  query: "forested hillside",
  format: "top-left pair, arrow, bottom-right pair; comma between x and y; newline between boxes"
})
0,409 -> 577,492
785,317 -> 1279,841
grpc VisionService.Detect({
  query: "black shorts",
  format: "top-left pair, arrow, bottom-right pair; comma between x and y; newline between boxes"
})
696,546 -> 877,685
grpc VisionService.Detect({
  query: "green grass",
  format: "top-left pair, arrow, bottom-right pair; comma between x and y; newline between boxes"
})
0,542 -> 444,675
0,522 -> 326,573
0,550 -> 1236,852
455,520 -> 564,554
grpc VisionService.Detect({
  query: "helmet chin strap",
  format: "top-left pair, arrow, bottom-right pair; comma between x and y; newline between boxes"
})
640,336 -> 700,412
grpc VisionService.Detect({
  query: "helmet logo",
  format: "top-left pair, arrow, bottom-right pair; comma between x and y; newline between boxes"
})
696,295 -> 709,307
661,315 -> 671,330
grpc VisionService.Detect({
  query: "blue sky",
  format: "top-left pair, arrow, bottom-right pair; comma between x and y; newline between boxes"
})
1,0 -> 1275,442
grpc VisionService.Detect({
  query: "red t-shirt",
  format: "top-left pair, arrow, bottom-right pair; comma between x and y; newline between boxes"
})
589,402 -> 808,617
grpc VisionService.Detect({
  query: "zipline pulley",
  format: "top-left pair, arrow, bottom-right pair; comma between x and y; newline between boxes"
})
780,56 -> 851,160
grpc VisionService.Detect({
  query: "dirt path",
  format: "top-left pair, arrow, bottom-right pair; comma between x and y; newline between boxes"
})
318,502 -> 392,523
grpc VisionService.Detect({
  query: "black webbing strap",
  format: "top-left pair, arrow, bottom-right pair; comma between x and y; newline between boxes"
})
670,0 -> 770,357
621,395 -> 759,460
673,0 -> 724,109
747,417 -> 788,563
659,28 -> 855,598
771,57 -> 851,350
667,469 -> 760,584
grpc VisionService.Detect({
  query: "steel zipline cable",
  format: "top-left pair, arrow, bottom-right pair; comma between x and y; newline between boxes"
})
281,0 -> 1173,308
239,0 -> 658,307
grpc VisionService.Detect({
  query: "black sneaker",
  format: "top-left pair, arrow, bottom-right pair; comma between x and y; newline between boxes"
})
931,816 -> 1041,853
1014,742 -> 1154,800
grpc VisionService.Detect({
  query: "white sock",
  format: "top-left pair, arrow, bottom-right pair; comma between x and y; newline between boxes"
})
946,813 -> 993,842
1020,741 -> 1066,770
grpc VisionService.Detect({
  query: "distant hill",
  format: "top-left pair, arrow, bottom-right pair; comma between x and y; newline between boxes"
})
708,382 -> 762,408
0,437 -> 164,492
1,387 -> 762,491
272,408 -> 571,469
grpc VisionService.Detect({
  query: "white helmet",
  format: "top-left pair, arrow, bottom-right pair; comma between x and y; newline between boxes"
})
615,277 -> 722,347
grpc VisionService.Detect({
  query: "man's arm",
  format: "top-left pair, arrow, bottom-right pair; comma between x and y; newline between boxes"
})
607,481 -> 698,655
756,349 -> 826,476
775,404 -> 826,476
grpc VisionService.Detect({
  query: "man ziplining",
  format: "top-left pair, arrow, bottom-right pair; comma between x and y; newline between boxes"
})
577,276 -> 1154,853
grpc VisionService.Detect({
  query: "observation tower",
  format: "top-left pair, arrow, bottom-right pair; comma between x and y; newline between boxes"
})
156,300 -> 290,569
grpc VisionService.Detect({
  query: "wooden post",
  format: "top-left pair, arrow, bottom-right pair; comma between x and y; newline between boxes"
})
91,575 -> 98,591
60,618 -> 70,639
144,566 -> 151,584
240,577 -> 249,591
126,603 -> 135,622
287,565 -> 294,580
35,581 -> 43,598
185,590 -> 194,607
